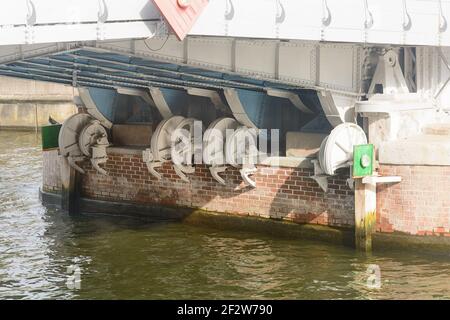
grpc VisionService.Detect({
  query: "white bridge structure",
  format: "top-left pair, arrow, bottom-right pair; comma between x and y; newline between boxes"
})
2,0 -> 450,46
1,0 -> 449,188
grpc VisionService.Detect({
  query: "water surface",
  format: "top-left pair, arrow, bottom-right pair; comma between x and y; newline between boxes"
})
0,130 -> 449,299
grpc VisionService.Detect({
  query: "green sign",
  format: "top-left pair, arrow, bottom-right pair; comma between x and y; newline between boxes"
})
41,124 -> 61,151
353,144 -> 374,178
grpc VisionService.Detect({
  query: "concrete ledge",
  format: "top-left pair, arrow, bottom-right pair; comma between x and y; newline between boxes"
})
107,146 -> 147,156
106,146 -> 315,169
40,189 -> 450,254
0,126 -> 42,131
0,102 -> 76,129
0,95 -> 73,103
259,156 -> 314,169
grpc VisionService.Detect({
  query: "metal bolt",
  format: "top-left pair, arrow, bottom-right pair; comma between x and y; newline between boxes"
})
177,0 -> 190,8
361,154 -> 371,168
385,50 -> 397,66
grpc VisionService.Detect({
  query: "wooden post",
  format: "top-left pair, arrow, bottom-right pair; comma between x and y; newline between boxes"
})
354,179 -> 377,251
60,156 -> 81,215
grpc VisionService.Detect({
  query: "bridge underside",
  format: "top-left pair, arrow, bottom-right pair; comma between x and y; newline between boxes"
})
0,37 -> 367,131
0,47 -> 317,95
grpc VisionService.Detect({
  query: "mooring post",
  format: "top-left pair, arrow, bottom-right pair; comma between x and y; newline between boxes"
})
352,144 -> 376,252
354,178 -> 377,251
60,156 -> 81,215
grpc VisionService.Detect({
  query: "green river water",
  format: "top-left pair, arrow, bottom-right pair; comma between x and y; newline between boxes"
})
0,130 -> 449,300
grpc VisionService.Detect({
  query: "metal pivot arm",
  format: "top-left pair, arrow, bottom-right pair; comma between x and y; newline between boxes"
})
170,117 -> 198,182
78,119 -> 110,175
147,161 -> 164,180
90,135 -> 109,176
266,89 -> 313,114
149,87 -> 189,120
142,148 -> 162,179
224,126 -> 259,188
148,162 -> 163,180
240,166 -> 257,188
368,50 -> 409,96
209,166 -> 228,185
67,155 -> 86,174
310,159 -> 328,192
203,117 -> 240,185
173,165 -> 195,183
187,88 -> 230,114
78,88 -> 113,129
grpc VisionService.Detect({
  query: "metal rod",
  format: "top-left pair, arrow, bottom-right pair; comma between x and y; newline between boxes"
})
65,52 -> 264,90
0,68 -> 122,90
38,57 -> 225,90
434,47 -> 450,99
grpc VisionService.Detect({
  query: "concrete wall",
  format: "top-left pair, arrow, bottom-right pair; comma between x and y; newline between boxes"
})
0,76 -> 77,129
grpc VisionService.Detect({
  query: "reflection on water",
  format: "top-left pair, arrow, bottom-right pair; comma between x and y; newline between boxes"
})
0,130 -> 449,299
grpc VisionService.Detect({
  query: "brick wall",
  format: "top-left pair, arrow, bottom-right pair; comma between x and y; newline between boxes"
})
43,150 -> 450,238
377,165 -> 450,237
80,152 -> 355,228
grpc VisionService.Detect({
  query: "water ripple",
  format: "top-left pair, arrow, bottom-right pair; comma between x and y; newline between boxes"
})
0,131 -> 449,299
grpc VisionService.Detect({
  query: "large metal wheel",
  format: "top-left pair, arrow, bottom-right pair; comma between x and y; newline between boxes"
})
171,117 -> 198,169
150,116 -> 185,161
203,117 -> 240,166
225,126 -> 259,168
58,113 -> 93,157
319,123 -> 367,175
78,119 -> 108,157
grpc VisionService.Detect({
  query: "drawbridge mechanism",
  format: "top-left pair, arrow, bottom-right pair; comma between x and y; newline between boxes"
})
368,50 -> 410,96
143,115 -> 260,187
225,126 -> 259,188
58,113 -> 110,175
143,115 -> 200,182
171,117 -> 198,182
311,123 -> 367,192
319,123 -> 367,176
78,120 -> 110,175
309,51 -> 401,192
143,115 -> 185,180
203,117 -> 240,185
